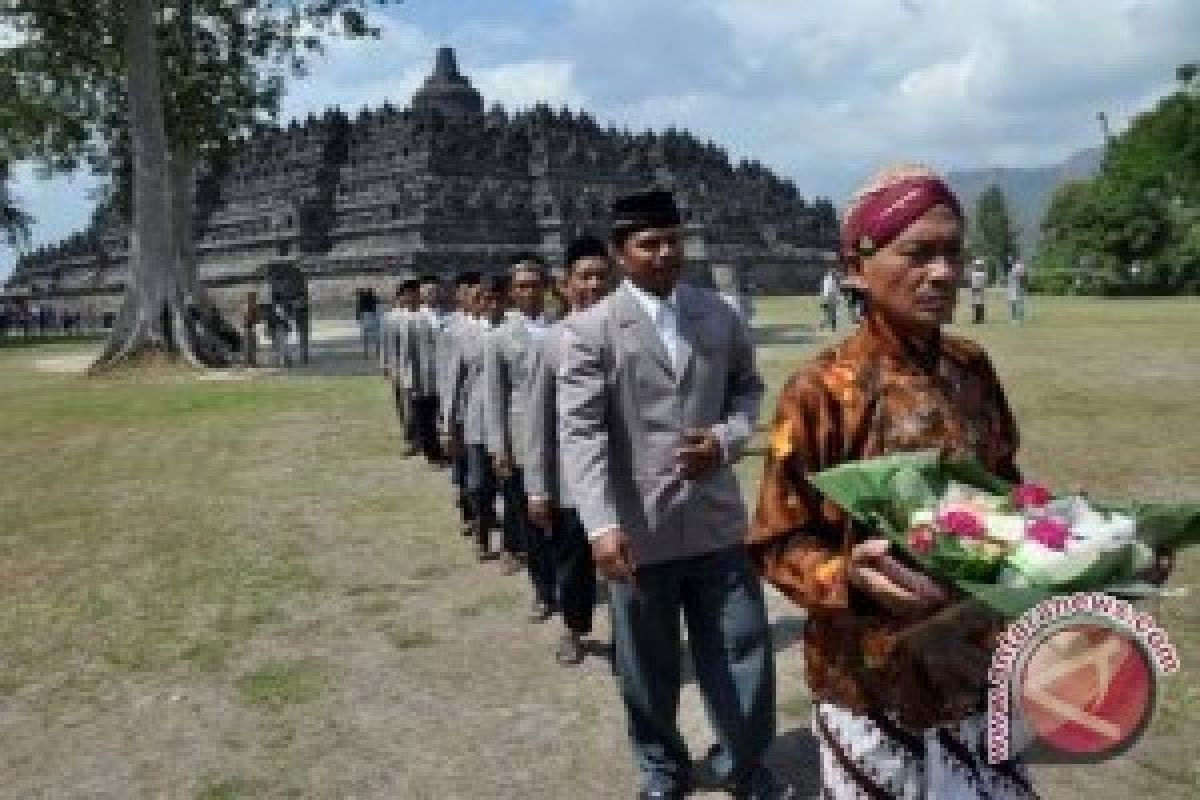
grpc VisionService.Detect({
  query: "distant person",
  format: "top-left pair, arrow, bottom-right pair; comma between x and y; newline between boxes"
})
409,275 -> 447,464
356,287 -> 381,359
969,259 -> 988,323
294,296 -> 311,364
820,267 -> 840,330
486,256 -> 554,615
242,292 -> 259,367
1008,260 -> 1027,322
266,301 -> 293,367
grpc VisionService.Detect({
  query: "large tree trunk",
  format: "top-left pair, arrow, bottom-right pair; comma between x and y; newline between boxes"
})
168,145 -> 237,364
91,0 -> 217,371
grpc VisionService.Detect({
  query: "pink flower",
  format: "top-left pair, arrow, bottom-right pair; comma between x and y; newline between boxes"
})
936,508 -> 986,539
907,525 -> 935,556
1026,517 -> 1070,551
1012,482 -> 1052,510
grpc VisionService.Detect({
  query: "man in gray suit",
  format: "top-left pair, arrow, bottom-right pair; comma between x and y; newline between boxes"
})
380,278 -> 420,457
485,255 -> 554,616
438,272 -> 482,535
445,274 -> 505,560
558,191 -> 783,800
408,274 -> 446,464
525,234 -> 612,665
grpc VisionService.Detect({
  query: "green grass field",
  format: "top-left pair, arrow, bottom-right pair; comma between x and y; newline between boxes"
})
0,293 -> 1197,798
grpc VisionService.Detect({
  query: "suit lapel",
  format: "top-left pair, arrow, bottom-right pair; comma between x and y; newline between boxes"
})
614,283 -> 673,377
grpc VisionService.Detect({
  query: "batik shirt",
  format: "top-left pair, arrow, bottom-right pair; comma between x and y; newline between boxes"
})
749,316 -> 1020,728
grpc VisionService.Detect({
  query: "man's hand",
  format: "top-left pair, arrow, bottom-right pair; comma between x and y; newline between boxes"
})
1137,548 -> 1175,586
528,496 -> 553,533
493,454 -> 514,480
676,428 -> 721,480
848,538 -> 950,619
591,528 -> 635,582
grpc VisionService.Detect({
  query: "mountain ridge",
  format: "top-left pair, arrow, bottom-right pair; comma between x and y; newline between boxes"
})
947,146 -> 1102,258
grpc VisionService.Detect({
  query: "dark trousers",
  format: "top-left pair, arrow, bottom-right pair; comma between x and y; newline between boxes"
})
466,443 -> 498,553
393,384 -> 418,447
608,545 -> 775,794
503,468 -> 553,602
450,425 -> 473,525
552,507 -> 597,635
973,302 -> 986,323
414,394 -> 443,462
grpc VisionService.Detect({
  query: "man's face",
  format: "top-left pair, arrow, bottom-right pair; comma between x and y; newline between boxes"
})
617,227 -> 683,297
478,288 -> 502,322
851,205 -> 964,332
567,256 -> 612,311
404,288 -> 421,311
456,284 -> 472,311
510,265 -> 545,318
418,283 -> 440,309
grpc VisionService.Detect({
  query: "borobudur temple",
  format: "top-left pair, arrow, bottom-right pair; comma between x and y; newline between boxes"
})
4,47 -> 839,317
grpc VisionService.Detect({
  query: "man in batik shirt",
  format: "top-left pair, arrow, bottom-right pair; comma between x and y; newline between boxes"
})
750,165 -> 1037,800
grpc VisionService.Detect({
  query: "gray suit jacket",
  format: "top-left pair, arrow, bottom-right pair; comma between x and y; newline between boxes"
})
484,313 -> 543,466
409,309 -> 441,398
558,282 -> 764,567
437,313 -> 466,433
459,323 -> 493,446
524,321 -> 572,508
380,309 -> 418,390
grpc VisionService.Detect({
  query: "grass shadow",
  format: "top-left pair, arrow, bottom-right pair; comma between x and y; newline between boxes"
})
754,322 -> 819,347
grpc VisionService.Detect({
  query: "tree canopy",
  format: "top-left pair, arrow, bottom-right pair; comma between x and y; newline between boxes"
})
970,185 -> 1019,279
1035,64 -> 1200,295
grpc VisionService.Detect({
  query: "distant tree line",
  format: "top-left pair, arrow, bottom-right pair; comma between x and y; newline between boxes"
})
1034,62 -> 1200,296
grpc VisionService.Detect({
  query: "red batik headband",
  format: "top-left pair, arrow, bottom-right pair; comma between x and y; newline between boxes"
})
841,177 -> 962,258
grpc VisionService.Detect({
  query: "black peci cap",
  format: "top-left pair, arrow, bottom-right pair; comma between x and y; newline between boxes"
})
481,272 -> 509,293
610,189 -> 681,234
564,234 -> 608,269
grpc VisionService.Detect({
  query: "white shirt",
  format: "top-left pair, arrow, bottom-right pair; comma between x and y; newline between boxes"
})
820,271 -> 840,300
625,279 -> 682,372
521,313 -> 550,343
420,306 -> 445,330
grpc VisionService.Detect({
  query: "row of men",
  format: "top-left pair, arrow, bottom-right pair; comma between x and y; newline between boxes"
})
375,189 -> 789,799
377,235 -> 613,669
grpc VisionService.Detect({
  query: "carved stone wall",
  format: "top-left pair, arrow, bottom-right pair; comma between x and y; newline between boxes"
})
5,48 -> 838,316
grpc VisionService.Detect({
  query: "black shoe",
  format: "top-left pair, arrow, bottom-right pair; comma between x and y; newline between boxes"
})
691,747 -> 793,799
529,598 -> 554,623
689,744 -> 729,793
477,550 -> 498,562
555,632 -> 585,666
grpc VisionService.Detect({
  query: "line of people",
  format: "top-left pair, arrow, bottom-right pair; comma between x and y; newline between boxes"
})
377,237 -> 615,668
377,188 -> 790,799
375,177 -> 1045,800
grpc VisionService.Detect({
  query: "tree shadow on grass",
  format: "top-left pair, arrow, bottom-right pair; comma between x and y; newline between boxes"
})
754,322 -> 820,347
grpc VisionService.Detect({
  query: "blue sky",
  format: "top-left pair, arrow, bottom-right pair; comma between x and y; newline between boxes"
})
4,0 -> 1198,279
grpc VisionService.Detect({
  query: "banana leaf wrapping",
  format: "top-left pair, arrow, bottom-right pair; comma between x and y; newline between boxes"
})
807,450 -> 1200,618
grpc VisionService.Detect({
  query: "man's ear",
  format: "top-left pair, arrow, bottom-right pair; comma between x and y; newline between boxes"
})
841,256 -> 866,291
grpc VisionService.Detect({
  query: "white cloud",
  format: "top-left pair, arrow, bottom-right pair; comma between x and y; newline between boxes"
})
474,60 -> 585,110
